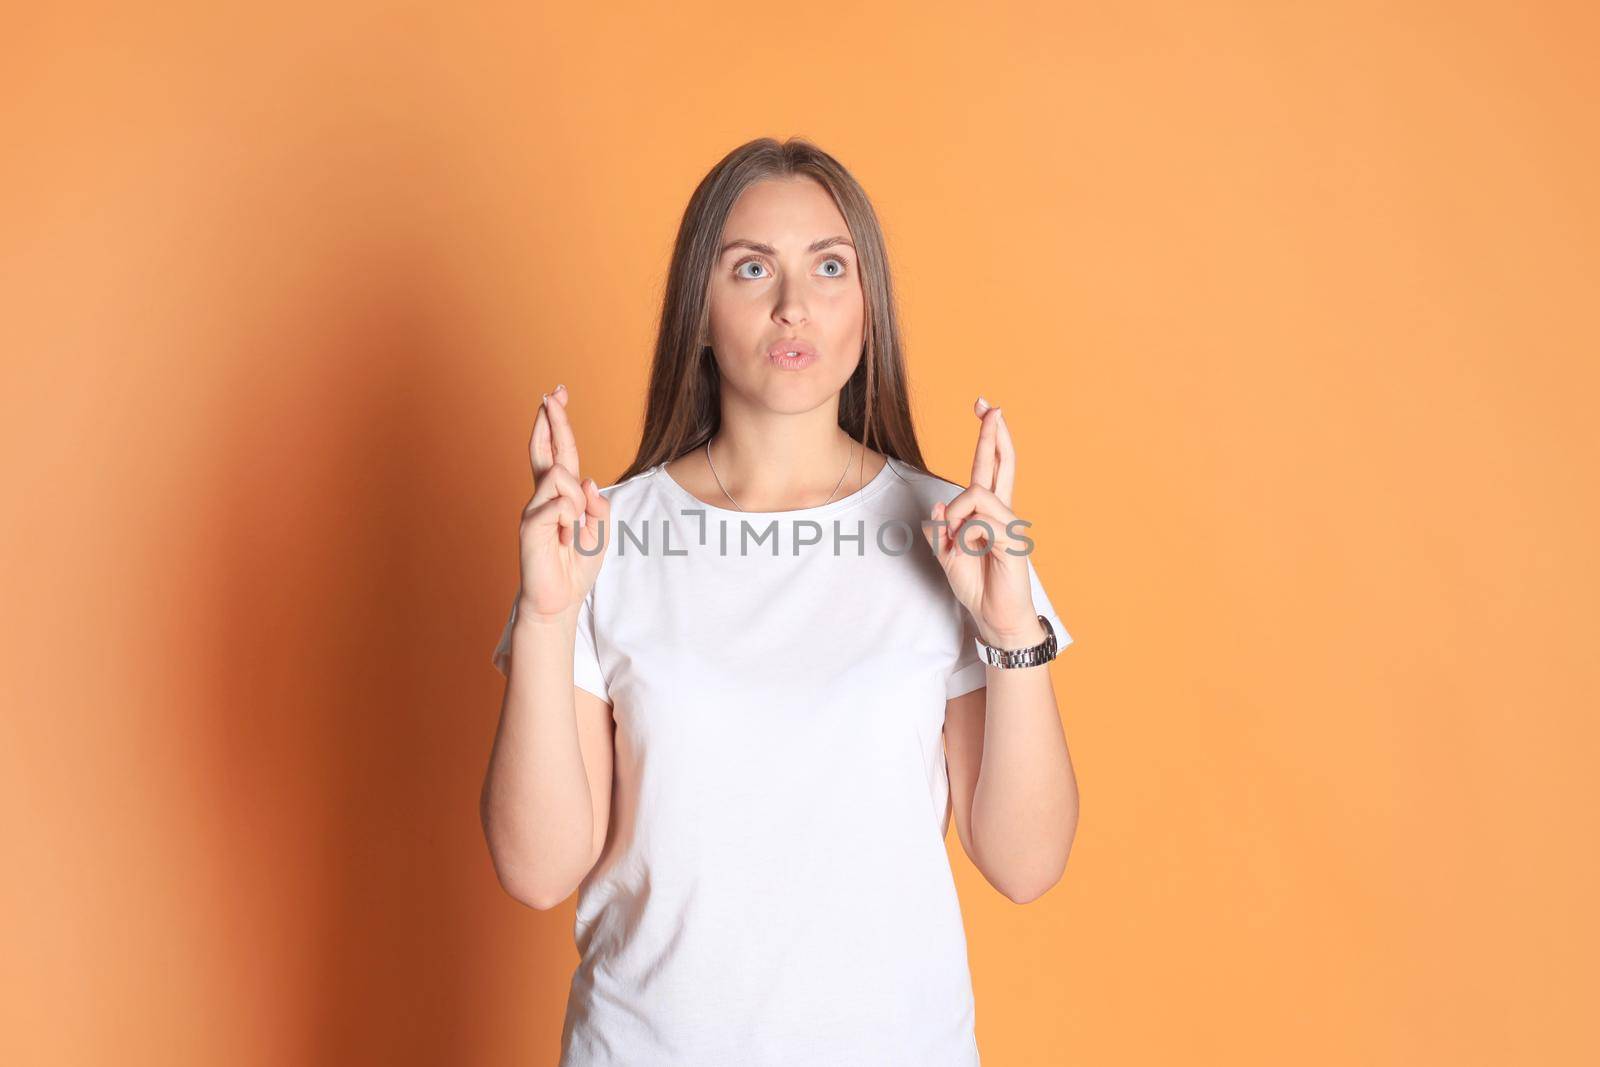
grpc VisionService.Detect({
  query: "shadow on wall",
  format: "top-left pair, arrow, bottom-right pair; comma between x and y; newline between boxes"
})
193,179 -> 575,1060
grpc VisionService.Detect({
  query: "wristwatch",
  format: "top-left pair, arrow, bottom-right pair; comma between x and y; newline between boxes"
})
976,614 -> 1058,669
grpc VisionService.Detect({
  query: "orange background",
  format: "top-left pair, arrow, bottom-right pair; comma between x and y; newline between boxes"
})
3,2 -> 1596,1064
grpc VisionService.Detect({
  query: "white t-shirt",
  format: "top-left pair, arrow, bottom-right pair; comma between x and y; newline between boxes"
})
492,455 -> 1072,1067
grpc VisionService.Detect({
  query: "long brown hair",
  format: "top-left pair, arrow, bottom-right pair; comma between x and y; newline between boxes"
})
613,136 -> 946,486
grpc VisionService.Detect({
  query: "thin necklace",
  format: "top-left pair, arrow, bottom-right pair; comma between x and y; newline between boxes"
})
705,437 -> 856,512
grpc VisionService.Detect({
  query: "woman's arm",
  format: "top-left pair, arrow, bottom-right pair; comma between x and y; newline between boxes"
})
943,634 -> 1078,904
481,601 -> 615,910
480,384 -> 614,910
930,398 -> 1078,904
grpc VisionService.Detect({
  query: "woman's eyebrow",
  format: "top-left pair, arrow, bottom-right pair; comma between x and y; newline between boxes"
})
719,236 -> 855,257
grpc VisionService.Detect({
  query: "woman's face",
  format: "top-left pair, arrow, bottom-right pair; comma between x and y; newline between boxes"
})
705,176 -> 865,414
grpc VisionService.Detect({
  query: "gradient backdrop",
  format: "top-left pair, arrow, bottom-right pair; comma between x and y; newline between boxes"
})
3,2 -> 1595,1064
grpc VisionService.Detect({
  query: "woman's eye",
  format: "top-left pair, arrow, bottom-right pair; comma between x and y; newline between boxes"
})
732,256 -> 849,280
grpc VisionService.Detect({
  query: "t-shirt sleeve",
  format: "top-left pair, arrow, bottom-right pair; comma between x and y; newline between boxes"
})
945,555 -> 1074,700
491,588 -> 610,703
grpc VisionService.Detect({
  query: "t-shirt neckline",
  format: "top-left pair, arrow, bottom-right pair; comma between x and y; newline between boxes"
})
653,452 -> 899,520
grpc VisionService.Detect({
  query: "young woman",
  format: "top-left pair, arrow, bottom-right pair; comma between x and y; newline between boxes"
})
482,137 -> 1077,1066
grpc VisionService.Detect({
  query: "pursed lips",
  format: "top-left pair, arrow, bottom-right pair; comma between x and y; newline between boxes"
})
766,337 -> 818,359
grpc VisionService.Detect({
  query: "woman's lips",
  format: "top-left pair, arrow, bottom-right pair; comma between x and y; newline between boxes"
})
767,338 -> 818,369
769,350 -> 818,369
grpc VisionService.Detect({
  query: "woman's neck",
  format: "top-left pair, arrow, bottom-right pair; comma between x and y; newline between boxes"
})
669,419 -> 883,512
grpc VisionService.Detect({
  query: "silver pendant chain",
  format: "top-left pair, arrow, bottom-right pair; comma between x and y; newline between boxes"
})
705,437 -> 856,512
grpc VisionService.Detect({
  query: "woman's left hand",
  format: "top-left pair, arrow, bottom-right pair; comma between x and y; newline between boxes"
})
922,397 -> 1045,650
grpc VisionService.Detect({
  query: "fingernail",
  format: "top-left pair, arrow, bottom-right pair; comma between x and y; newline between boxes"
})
977,396 -> 990,411
556,384 -> 566,393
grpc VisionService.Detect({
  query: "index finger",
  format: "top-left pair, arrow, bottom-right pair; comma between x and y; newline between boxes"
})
528,399 -> 553,482
969,402 -> 1001,491
543,385 -> 581,478
528,394 -> 558,482
993,408 -> 1015,508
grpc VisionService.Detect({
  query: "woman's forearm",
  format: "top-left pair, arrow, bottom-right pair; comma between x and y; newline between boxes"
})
480,602 -> 596,908
969,622 -> 1078,903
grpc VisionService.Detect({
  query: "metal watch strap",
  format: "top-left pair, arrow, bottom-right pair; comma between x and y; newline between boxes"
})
976,614 -> 1058,669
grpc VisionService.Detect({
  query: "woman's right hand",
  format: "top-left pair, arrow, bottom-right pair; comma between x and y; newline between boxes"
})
518,384 -> 610,620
